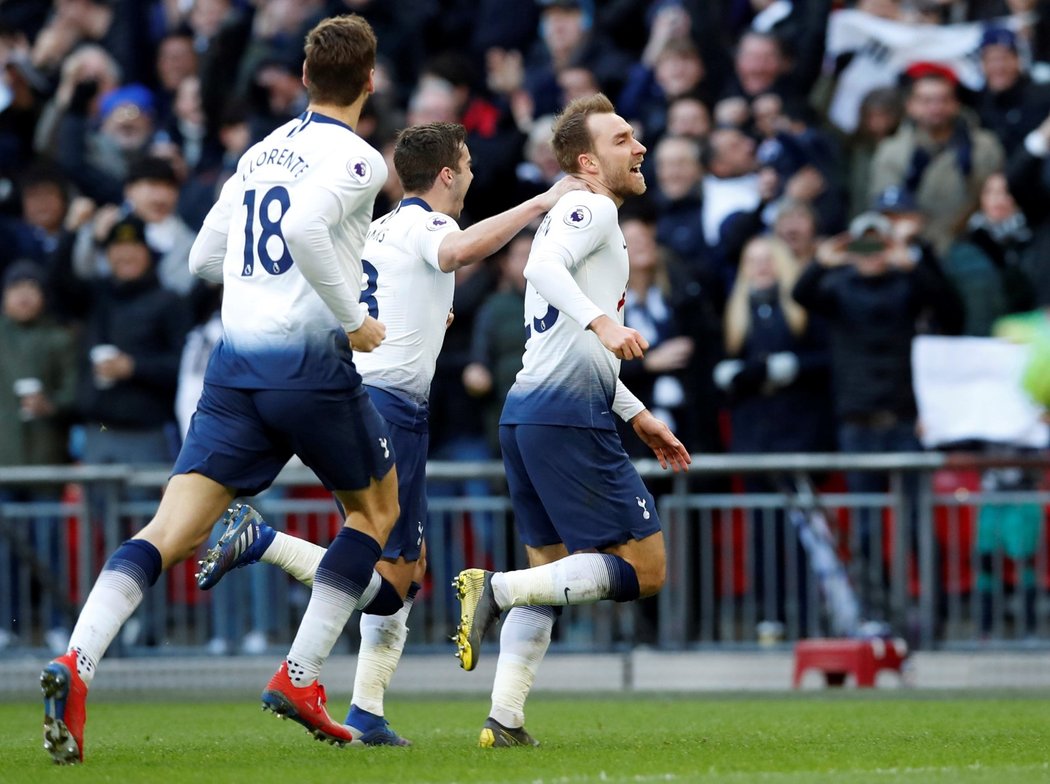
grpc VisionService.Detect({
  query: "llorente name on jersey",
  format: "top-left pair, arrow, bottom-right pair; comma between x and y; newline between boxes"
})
243,147 -> 311,180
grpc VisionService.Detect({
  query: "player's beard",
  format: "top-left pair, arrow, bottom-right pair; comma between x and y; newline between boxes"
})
614,165 -> 646,201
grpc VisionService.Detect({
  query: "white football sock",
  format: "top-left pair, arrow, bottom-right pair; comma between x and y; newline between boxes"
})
262,531 -> 324,586
491,553 -> 618,608
261,531 -> 385,611
67,570 -> 146,685
350,591 -> 416,716
490,606 -> 554,728
286,553 -> 382,686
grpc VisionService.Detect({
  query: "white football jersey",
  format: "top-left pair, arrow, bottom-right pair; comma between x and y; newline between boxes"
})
201,110 -> 386,390
353,197 -> 459,405
501,191 -> 629,430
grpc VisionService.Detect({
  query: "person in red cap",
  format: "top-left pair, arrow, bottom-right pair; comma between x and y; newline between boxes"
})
868,67 -> 1003,255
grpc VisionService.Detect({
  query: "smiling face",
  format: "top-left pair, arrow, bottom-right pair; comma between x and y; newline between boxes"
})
981,44 -> 1021,93
584,111 -> 647,201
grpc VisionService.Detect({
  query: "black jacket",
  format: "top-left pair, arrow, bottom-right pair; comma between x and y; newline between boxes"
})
726,293 -> 835,454
792,258 -> 963,420
975,76 -> 1050,154
52,262 -> 189,429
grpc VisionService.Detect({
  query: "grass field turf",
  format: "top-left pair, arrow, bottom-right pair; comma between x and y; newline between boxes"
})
1,692 -> 1048,783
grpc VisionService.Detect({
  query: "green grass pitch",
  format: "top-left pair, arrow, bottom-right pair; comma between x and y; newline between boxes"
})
1,692 -> 1048,783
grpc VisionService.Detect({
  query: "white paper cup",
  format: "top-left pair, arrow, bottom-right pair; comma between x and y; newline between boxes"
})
13,377 -> 43,396
90,344 -> 120,389
13,377 -> 43,420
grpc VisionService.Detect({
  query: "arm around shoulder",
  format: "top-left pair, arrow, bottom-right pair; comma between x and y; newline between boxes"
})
437,177 -> 587,272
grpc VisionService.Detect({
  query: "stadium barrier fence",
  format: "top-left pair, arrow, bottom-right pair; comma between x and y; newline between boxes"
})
0,453 -> 1046,660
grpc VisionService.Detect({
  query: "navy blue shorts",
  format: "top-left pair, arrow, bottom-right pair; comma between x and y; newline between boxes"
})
173,383 -> 395,496
499,423 -> 660,553
368,387 -> 428,562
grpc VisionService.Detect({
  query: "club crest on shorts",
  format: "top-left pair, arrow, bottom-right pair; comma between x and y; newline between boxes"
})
426,216 -> 450,231
347,157 -> 371,183
636,496 -> 651,520
564,205 -> 592,228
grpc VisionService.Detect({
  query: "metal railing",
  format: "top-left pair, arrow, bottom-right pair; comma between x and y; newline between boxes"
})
0,453 -> 1047,659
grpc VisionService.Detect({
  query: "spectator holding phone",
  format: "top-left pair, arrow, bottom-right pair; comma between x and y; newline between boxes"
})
792,212 -> 963,617
793,212 -> 963,453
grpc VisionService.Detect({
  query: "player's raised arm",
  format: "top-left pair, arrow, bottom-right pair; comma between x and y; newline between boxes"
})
438,176 -> 587,272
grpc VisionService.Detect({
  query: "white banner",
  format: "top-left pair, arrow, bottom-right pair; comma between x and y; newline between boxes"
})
912,335 -> 1049,448
825,11 -> 1013,132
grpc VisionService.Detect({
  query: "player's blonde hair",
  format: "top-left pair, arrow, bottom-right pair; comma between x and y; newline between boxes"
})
551,92 -> 615,174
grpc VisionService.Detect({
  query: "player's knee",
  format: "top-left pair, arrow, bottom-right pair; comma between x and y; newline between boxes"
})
140,519 -> 208,568
376,494 -> 400,531
363,575 -> 403,615
636,560 -> 666,598
413,551 -> 427,583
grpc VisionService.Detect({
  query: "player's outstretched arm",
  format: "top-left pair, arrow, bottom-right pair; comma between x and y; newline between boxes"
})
629,409 -> 691,472
588,314 -> 649,360
436,176 -> 588,272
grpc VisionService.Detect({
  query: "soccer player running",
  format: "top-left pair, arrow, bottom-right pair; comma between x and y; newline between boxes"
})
40,16 -> 400,763
452,93 -> 691,747
191,122 -> 585,745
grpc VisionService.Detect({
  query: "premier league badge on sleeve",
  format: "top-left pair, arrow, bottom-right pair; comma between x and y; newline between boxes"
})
426,216 -> 450,231
563,204 -> 592,228
347,157 -> 371,183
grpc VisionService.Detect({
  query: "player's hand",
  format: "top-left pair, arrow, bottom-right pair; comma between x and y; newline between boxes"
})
630,409 -> 691,472
589,315 -> 648,360
347,316 -> 385,352
536,175 -> 591,210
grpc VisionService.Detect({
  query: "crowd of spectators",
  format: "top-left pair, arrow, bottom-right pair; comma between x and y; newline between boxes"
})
1,0 -> 1048,480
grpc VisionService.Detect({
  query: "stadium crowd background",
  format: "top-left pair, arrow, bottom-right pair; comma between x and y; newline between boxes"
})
1,0 -> 1049,641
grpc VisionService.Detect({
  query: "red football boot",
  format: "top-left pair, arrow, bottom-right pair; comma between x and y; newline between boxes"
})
41,651 -> 87,764
261,662 -> 356,746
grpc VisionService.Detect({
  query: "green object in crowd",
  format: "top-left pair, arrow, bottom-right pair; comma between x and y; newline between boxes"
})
993,309 -> 1050,408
